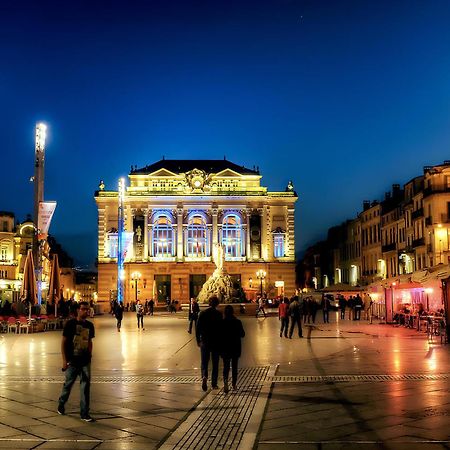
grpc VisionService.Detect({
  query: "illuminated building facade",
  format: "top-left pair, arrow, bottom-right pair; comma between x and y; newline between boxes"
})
95,159 -> 297,304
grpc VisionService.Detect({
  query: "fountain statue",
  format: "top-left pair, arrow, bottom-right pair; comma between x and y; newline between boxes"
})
197,243 -> 243,304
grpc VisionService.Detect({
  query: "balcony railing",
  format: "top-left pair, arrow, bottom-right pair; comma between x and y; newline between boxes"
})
423,184 -> 450,198
412,237 -> 425,248
440,213 -> 450,223
382,242 -> 397,253
411,208 -> 424,220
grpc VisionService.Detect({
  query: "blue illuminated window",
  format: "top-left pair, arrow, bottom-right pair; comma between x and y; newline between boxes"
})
273,233 -> 285,258
221,214 -> 245,258
152,215 -> 175,257
185,214 -> 210,257
107,233 -> 118,258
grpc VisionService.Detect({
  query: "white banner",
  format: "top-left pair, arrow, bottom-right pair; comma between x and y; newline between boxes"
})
38,201 -> 57,239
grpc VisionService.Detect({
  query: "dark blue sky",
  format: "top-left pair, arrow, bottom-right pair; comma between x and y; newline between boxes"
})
2,0 -> 450,267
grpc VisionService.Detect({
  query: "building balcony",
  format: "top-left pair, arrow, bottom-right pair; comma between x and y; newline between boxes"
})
423,184 -> 450,198
382,242 -> 397,253
412,237 -> 425,248
440,213 -> 450,223
411,208 -> 424,220
425,216 -> 432,226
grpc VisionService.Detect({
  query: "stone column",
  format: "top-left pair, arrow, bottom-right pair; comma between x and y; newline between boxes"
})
259,208 -> 266,260
177,207 -> 184,261
287,206 -> 295,260
98,205 -> 106,260
143,208 -> 149,260
212,207 -> 218,248
246,208 -> 251,260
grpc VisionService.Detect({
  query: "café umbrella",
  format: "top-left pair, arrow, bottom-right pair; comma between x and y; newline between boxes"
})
20,249 -> 37,319
47,254 -> 61,317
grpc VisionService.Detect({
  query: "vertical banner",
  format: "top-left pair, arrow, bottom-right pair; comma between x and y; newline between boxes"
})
38,201 -> 57,239
121,231 -> 134,261
133,215 -> 144,260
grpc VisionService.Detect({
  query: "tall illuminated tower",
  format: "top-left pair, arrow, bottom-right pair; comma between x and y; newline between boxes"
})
33,123 -> 46,305
117,177 -> 125,303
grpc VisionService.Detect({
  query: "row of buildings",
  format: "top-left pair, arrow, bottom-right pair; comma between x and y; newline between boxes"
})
0,212 -> 96,305
95,159 -> 298,305
300,161 -> 450,321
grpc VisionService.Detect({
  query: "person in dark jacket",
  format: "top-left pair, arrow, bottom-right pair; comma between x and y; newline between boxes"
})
188,298 -> 200,334
221,305 -> 245,393
321,295 -> 331,323
114,301 -> 124,332
288,296 -> 303,338
196,296 -> 223,391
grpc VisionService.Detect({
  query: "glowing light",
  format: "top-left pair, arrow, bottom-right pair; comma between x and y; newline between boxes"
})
35,123 -> 47,151
425,288 -> 433,294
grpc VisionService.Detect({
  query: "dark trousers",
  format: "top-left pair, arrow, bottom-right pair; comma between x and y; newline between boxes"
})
200,344 -> 220,387
116,318 -> 122,330
137,315 -> 144,328
355,307 -> 361,320
223,356 -> 239,386
280,317 -> 289,337
323,310 -> 329,323
149,306 -> 154,316
58,364 -> 91,417
188,315 -> 198,333
340,308 -> 346,319
289,316 -> 303,337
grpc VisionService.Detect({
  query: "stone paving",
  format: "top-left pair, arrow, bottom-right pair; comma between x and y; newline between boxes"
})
0,312 -> 448,449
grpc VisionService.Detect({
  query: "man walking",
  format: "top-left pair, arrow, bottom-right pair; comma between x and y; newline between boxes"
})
278,297 -> 290,337
136,300 -> 145,330
288,296 -> 303,338
57,301 -> 95,422
188,297 -> 200,334
114,301 -> 124,332
196,296 -> 223,391
149,298 -> 154,316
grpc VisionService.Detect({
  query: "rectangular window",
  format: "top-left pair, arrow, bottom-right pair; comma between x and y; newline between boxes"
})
273,234 -> 285,258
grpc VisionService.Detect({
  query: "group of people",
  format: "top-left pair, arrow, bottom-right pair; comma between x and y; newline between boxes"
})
112,299 -> 149,331
338,294 -> 374,322
195,296 -> 245,393
56,295 -> 246,423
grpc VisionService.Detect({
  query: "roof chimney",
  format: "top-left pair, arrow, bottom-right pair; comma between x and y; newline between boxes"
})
363,200 -> 370,211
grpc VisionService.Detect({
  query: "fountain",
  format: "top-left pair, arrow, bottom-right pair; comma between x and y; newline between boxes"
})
197,244 -> 244,304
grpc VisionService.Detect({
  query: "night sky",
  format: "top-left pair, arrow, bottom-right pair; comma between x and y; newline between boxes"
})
2,0 -> 450,267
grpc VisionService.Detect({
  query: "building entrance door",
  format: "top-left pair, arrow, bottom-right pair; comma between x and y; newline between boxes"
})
155,275 -> 171,302
190,274 -> 206,299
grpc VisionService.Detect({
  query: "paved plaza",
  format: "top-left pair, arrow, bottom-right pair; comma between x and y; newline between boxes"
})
0,310 -> 449,449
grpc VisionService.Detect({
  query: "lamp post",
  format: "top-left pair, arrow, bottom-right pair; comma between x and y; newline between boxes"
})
131,271 -> 141,302
33,123 -> 46,306
256,269 -> 266,297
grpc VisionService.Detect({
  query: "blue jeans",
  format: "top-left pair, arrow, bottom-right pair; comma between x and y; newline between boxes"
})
58,364 -> 91,417
200,344 -> 219,387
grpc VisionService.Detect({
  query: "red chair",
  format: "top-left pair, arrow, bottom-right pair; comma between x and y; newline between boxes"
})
7,317 -> 18,334
18,316 -> 31,334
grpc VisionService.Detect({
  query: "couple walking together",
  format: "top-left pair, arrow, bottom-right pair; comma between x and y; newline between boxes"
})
196,296 -> 245,393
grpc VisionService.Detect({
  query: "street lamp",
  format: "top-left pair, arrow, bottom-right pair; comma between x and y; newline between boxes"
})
131,271 -> 142,302
256,269 -> 266,297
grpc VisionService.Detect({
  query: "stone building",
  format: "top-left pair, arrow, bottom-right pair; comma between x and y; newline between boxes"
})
95,159 -> 298,305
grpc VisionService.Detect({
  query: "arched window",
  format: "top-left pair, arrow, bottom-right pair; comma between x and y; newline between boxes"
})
152,215 -> 175,257
185,214 -> 210,257
221,214 -> 244,258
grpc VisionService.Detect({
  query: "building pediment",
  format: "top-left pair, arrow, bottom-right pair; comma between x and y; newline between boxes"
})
147,168 -> 179,178
214,168 -> 243,178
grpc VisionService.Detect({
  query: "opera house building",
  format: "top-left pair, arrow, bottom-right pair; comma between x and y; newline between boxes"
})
95,159 -> 297,305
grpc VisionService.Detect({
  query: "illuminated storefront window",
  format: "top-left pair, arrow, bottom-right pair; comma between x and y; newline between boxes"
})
185,213 -> 210,257
221,214 -> 245,258
152,215 -> 175,257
